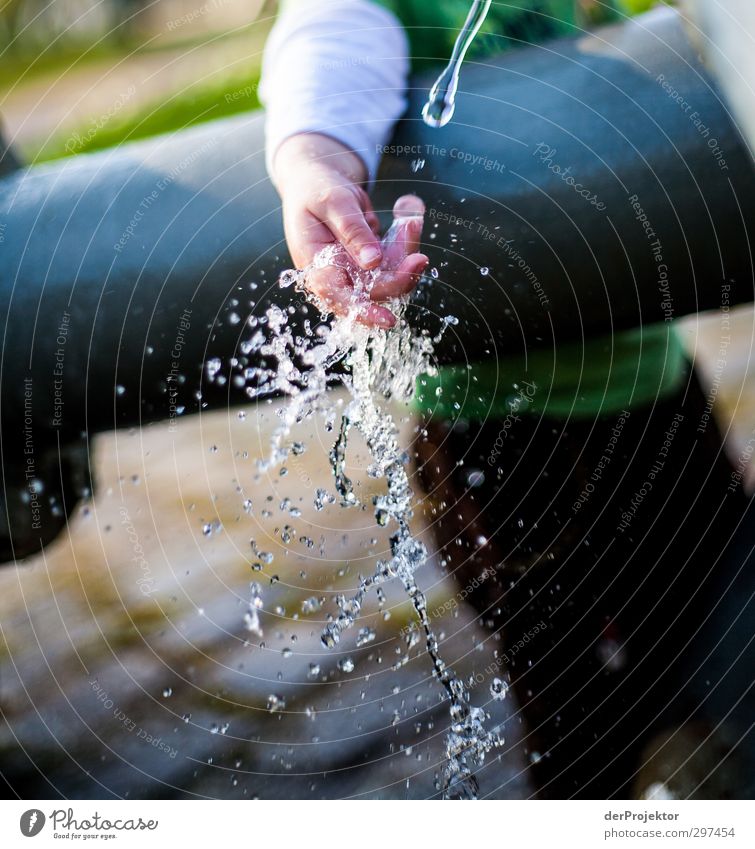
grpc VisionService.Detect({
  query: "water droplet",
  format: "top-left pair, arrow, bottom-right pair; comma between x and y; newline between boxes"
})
301,596 -> 322,614
489,678 -> 508,701
206,358 -> 222,381
278,269 -> 298,289
266,694 -> 286,713
466,469 -> 485,488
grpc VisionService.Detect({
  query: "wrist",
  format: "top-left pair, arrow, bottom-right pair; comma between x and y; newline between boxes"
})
273,133 -> 368,193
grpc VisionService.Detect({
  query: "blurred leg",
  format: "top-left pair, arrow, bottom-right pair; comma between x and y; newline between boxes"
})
418,372 -> 749,797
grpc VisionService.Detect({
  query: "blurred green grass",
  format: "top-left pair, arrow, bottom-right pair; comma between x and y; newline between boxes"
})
39,70 -> 261,161
0,43 -> 116,89
622,0 -> 667,13
0,11 -> 269,163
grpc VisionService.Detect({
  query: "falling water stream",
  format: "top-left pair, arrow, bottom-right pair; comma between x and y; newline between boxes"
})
235,215 -> 503,798
220,0 -> 502,801
422,0 -> 493,128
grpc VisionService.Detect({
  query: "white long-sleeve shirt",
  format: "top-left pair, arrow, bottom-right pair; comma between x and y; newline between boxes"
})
259,0 -> 409,183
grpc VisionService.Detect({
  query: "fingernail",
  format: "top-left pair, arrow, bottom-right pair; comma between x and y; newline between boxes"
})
359,245 -> 382,267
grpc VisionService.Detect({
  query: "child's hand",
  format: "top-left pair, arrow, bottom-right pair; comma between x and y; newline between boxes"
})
273,133 -> 428,328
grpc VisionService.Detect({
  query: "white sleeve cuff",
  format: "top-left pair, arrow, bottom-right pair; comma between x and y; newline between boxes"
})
260,0 -> 409,185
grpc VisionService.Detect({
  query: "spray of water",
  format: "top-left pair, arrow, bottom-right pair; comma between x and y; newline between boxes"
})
236,211 -> 503,798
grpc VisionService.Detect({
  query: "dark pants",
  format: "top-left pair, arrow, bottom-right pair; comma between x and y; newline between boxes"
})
418,370 -> 749,798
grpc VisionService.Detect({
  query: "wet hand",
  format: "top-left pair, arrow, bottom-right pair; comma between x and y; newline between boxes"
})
273,133 -> 428,328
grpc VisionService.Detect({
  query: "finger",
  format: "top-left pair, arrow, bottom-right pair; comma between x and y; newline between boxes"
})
306,266 -> 395,328
356,185 -> 382,236
282,206 -> 330,267
401,214 -> 423,256
393,194 -> 425,219
357,303 -> 396,329
365,207 -> 381,236
381,211 -> 425,271
305,265 -> 354,311
380,195 -> 425,270
369,253 -> 429,301
314,186 -> 382,269
284,208 -> 357,307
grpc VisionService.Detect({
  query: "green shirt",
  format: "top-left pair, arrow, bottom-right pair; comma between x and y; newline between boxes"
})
377,0 -> 583,68
415,324 -> 686,420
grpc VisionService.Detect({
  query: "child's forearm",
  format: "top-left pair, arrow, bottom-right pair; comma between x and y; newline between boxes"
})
260,0 -> 409,186
273,133 -> 368,195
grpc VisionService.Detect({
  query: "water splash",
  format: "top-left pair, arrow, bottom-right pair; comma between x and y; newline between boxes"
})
422,0 -> 492,128
239,217 -> 503,798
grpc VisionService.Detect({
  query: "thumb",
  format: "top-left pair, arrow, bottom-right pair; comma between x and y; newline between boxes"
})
316,186 -> 382,269
380,195 -> 426,270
